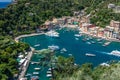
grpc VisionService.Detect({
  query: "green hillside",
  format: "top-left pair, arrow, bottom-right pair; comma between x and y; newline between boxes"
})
0,0 -> 120,80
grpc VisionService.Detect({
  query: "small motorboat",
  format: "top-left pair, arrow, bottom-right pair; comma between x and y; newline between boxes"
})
100,62 -> 110,67
85,53 -> 96,57
60,48 -> 67,53
25,73 -> 32,77
46,74 -> 52,77
74,34 -> 81,37
75,38 -> 79,40
34,44 -> 40,47
31,76 -> 39,80
48,45 -> 59,51
47,71 -> 51,74
34,68 -> 41,70
86,42 -> 91,44
33,72 -> 39,75
102,42 -> 111,46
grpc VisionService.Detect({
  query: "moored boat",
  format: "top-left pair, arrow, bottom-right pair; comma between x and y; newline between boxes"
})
45,30 -> 59,37
48,45 -> 59,51
103,42 -> 111,46
34,44 -> 40,47
74,34 -> 81,37
100,62 -> 110,67
60,48 -> 67,53
31,76 -> 39,80
46,74 -> 52,77
34,68 -> 41,70
33,72 -> 39,75
86,42 -> 91,44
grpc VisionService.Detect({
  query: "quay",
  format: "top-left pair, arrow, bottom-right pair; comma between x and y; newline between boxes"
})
18,47 -> 34,80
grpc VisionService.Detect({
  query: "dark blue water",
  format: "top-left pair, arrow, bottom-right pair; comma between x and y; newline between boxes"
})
21,28 -> 120,80
0,2 -> 11,8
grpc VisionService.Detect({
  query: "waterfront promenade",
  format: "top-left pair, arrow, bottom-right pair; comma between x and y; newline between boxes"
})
15,35 -> 36,80
18,47 -> 34,80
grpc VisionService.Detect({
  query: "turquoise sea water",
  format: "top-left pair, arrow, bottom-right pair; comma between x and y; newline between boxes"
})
21,28 -> 120,80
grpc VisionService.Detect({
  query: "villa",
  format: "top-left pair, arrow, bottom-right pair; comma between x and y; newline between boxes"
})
108,3 -> 120,13
97,28 -> 104,37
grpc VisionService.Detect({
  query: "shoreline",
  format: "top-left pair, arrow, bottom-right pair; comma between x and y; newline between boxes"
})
15,33 -> 44,79
15,28 -> 120,79
80,31 -> 120,43
14,27 -> 120,43
15,32 -> 45,43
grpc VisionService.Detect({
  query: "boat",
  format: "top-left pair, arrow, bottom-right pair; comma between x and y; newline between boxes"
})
34,44 -> 40,47
20,78 -> 27,80
46,74 -> 52,77
86,42 -> 91,44
47,71 -> 51,74
31,76 -> 39,80
25,73 -> 32,77
85,53 -> 96,57
34,68 -> 41,70
74,34 -> 81,37
60,48 -> 67,53
100,63 -> 110,67
33,72 -> 39,75
68,54 -> 72,56
45,30 -> 59,37
48,45 -> 59,51
48,68 -> 52,71
110,50 -> 120,56
91,41 -> 95,44
75,38 -> 79,40
97,38 -> 102,41
86,38 -> 90,40
82,38 -> 86,41
103,42 -> 111,46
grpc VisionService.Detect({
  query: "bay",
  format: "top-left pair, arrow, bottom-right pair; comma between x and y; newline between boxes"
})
21,28 -> 120,80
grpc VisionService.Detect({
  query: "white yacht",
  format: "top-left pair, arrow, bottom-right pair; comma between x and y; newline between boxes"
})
103,42 -> 111,46
33,72 -> 39,75
85,53 -> 96,57
75,38 -> 79,40
74,34 -> 81,37
34,44 -> 40,47
110,50 -> 120,56
61,48 -> 67,53
86,42 -> 91,44
100,63 -> 110,67
34,68 -> 41,70
45,30 -> 59,37
46,74 -> 52,77
48,45 -> 59,51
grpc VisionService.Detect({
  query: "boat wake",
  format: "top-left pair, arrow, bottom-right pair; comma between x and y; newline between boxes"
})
95,51 -> 110,55
96,50 -> 120,57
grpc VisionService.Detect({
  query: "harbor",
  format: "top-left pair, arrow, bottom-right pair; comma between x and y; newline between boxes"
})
20,28 -> 120,80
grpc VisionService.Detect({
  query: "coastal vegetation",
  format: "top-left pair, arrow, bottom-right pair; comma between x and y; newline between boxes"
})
0,0 -> 120,35
53,56 -> 120,80
0,0 -> 120,80
0,36 -> 29,80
